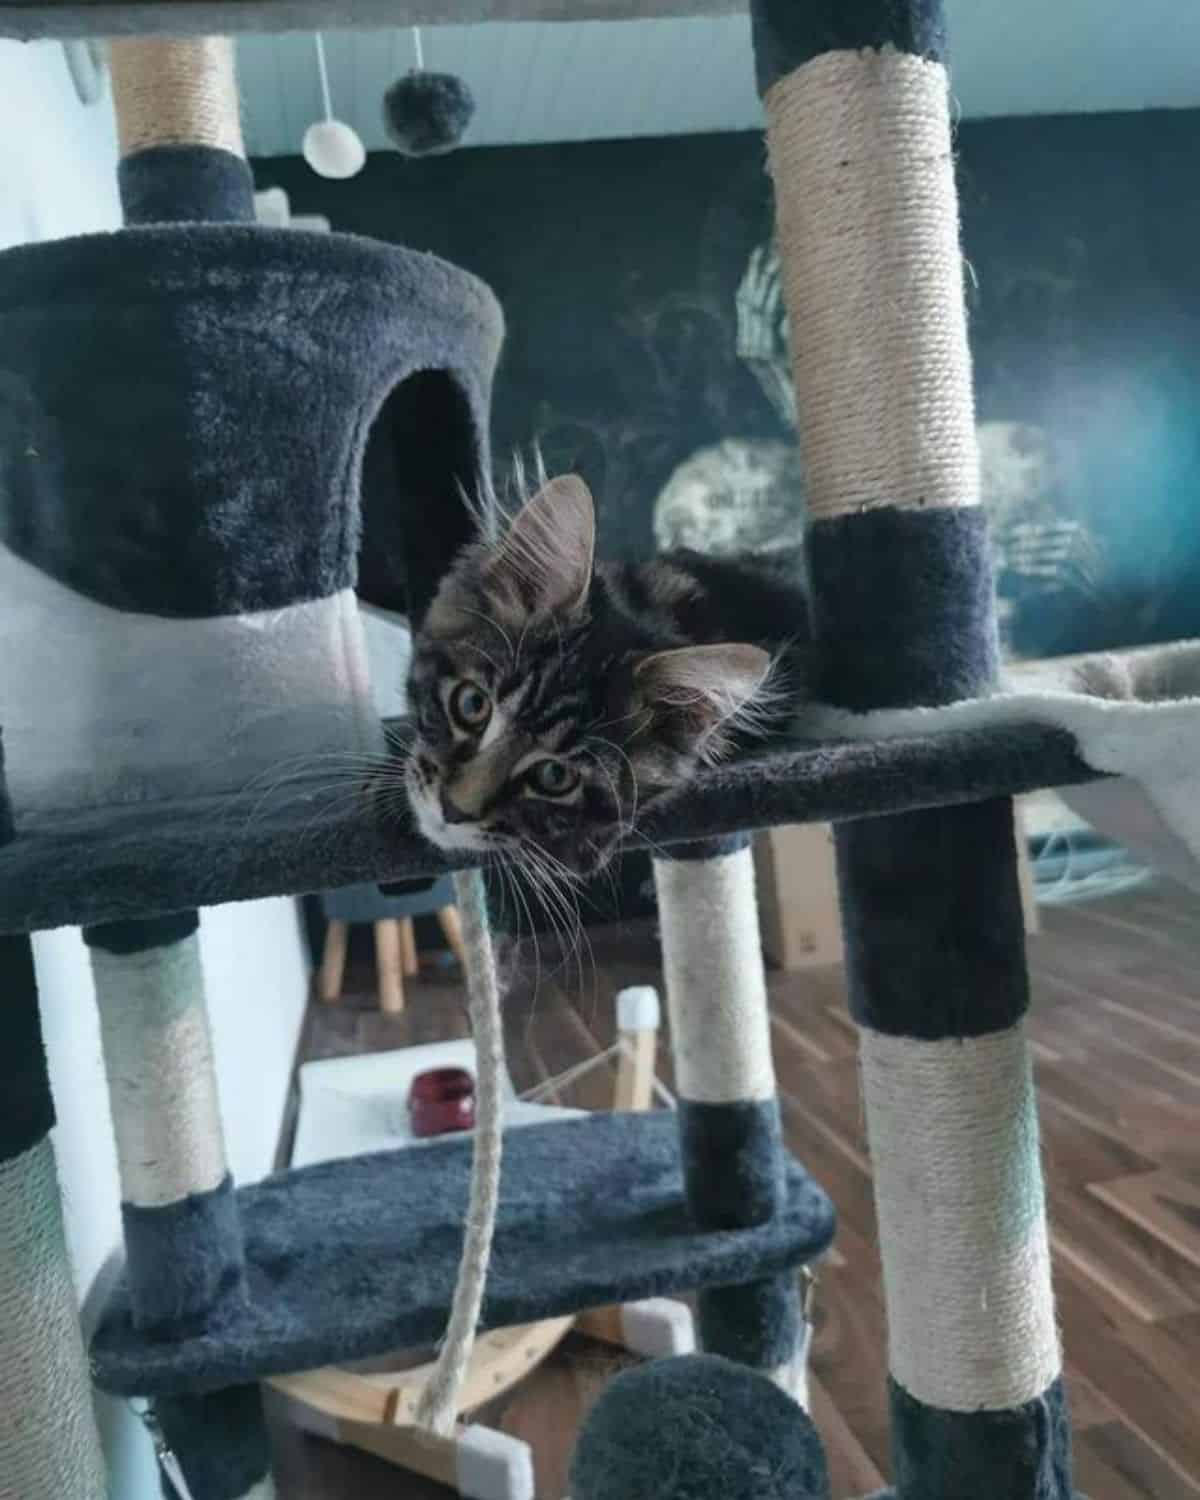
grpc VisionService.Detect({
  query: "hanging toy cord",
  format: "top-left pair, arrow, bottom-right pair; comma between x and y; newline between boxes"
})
411,24 -> 425,72
314,31 -> 334,121
414,867 -> 506,1436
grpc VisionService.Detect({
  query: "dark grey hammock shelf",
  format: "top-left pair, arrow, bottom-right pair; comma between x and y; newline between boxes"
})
89,1110 -> 836,1397
0,718 -> 1099,936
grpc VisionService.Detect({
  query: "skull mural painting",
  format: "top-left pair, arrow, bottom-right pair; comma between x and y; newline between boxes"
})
653,240 -> 1100,661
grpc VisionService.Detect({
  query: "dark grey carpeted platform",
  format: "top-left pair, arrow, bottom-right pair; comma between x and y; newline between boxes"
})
90,1110 -> 835,1397
0,719 -> 1098,935
0,1 -> 734,39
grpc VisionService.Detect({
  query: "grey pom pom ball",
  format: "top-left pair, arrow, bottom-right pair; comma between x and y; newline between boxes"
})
569,1355 -> 831,1500
383,71 -> 474,157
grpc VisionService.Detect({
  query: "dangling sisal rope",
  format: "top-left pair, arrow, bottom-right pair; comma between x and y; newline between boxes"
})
414,868 -> 507,1436
109,36 -> 245,159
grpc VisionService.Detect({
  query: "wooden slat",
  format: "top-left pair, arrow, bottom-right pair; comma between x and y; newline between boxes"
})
808,1372 -> 886,1498
1091,1172 -> 1200,1273
1065,1366 -> 1119,1434
1075,1421 -> 1200,1500
1055,1277 -> 1200,1480
269,1365 -> 391,1426
1049,1187 -> 1197,1324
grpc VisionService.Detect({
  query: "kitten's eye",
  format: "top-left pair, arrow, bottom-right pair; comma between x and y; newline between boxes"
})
448,680 -> 492,733
526,758 -> 580,799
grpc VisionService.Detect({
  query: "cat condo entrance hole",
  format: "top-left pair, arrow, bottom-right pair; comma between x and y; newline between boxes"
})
358,369 -> 484,622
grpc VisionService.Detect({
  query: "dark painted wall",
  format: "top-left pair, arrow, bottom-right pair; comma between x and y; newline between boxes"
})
257,106 -> 1200,660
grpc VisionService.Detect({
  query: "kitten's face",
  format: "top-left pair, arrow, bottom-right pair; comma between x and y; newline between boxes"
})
404,475 -> 767,877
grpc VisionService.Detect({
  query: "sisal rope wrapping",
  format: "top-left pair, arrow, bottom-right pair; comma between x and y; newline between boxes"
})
110,36 -> 245,158
653,846 -> 776,1103
92,938 -> 229,1208
860,1025 -> 1060,1411
764,48 -> 980,521
414,868 -> 506,1437
0,1139 -> 107,1500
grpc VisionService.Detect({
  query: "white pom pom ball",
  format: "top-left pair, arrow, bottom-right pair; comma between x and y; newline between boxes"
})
303,119 -> 366,180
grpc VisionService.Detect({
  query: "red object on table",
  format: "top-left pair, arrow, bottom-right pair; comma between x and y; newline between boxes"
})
409,1066 -> 476,1138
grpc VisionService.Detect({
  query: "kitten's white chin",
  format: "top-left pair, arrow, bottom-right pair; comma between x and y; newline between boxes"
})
406,768 -> 493,854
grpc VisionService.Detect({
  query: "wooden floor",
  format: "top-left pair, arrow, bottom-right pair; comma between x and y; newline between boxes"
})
269,879 -> 1200,1500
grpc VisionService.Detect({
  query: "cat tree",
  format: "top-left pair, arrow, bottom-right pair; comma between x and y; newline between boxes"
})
3,5 -> 1200,1500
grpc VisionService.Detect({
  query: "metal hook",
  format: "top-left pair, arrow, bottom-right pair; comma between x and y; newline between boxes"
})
128,1401 -> 196,1500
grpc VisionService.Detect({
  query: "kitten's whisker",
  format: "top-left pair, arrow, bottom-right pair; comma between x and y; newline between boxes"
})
522,842 -> 593,1002
515,618 -> 532,673
461,641 -> 505,678
502,852 -> 543,1003
456,606 -> 516,663
225,748 -> 390,833
583,736 -> 641,832
234,766 -> 380,840
576,747 -> 634,841
516,848 -> 565,986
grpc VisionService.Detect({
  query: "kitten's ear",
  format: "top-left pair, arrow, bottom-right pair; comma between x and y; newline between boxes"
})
633,643 -> 772,760
490,474 -> 595,615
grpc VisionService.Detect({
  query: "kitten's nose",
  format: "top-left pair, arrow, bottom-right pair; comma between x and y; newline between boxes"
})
441,791 -> 475,825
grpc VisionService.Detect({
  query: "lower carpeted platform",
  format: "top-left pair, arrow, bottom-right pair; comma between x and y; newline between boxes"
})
90,1110 -> 835,1397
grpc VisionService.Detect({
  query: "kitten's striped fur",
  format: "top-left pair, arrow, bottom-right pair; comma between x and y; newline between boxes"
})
405,472 -> 810,876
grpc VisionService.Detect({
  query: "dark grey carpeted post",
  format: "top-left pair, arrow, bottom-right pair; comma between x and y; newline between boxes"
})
750,1 -> 1075,1495
654,835 -> 808,1400
0,741 -> 108,1499
111,37 -> 256,224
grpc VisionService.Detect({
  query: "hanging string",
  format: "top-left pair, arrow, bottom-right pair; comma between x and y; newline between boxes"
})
519,1042 -> 676,1110
412,25 -> 425,72
414,869 -> 506,1436
314,32 -> 333,122
519,1045 -> 624,1105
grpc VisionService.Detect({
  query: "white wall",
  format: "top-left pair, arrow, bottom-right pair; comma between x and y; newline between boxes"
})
3,38 -> 313,1498
0,39 -> 120,247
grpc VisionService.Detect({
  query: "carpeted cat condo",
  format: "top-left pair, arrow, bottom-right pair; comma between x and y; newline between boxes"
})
0,42 -> 502,845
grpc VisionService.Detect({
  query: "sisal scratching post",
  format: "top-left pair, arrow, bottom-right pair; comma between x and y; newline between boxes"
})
85,914 -> 275,1500
751,1 -> 1073,1494
0,736 -> 107,1500
110,36 -> 255,224
653,839 -> 808,1405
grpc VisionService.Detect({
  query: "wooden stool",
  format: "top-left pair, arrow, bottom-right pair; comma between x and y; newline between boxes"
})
318,875 -> 464,1014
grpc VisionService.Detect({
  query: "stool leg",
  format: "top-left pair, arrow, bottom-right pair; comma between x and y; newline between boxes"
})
318,919 -> 349,1005
436,905 -> 469,969
375,920 -> 406,1015
614,1028 -> 656,1112
400,917 -> 419,977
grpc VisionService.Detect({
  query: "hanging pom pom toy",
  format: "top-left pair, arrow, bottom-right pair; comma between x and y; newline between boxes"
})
303,33 -> 366,180
383,27 -> 474,158
570,1355 -> 832,1500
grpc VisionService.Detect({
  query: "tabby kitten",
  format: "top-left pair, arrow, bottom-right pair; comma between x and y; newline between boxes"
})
405,474 -> 810,876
